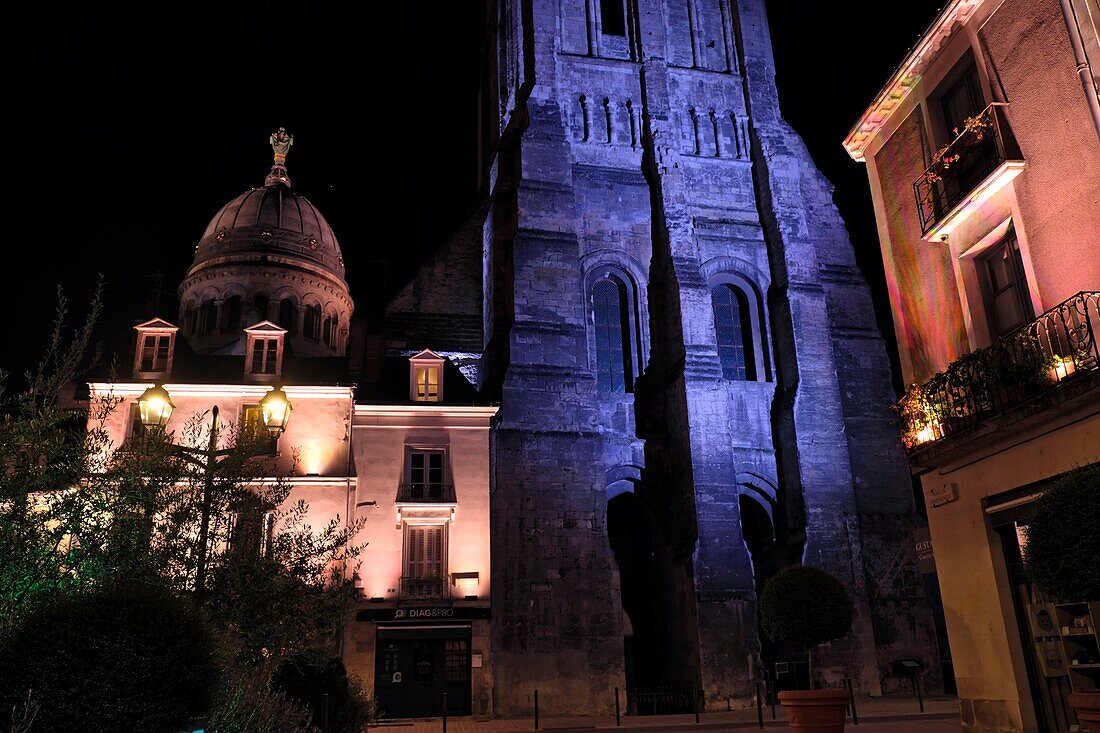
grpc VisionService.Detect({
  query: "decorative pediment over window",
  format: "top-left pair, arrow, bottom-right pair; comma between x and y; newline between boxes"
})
409,348 -> 445,402
133,318 -> 178,378
244,321 -> 287,380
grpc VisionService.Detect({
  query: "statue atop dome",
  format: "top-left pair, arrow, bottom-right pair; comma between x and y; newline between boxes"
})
269,126 -> 293,163
265,127 -> 293,187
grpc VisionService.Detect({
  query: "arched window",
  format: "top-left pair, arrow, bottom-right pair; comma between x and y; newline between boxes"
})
303,304 -> 321,341
591,278 -> 632,393
322,315 -> 333,346
277,298 -> 297,335
184,304 -> 196,336
220,295 -> 242,333
711,284 -> 757,381
201,298 -> 217,334
253,293 -> 269,321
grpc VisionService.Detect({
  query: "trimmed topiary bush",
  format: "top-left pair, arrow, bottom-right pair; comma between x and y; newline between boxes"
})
0,583 -> 217,732
1025,463 -> 1100,602
759,565 -> 854,688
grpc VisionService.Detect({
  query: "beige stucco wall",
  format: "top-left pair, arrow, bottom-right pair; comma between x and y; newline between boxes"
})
919,404 -> 1100,733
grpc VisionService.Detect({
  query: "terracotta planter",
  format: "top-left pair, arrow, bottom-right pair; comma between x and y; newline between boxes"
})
778,689 -> 850,733
1071,691 -> 1100,731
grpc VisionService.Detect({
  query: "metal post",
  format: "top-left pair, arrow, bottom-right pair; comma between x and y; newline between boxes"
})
320,692 -> 330,733
695,690 -> 701,724
728,696 -> 732,711
443,691 -> 448,733
845,678 -> 858,725
615,686 -> 621,726
534,689 -> 539,730
769,677 -> 776,719
913,672 -> 924,713
756,683 -> 764,729
194,405 -> 220,601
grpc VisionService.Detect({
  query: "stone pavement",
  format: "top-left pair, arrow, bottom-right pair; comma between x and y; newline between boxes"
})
369,696 -> 961,733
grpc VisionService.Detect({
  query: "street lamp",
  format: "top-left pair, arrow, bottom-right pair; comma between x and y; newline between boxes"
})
136,384 -> 292,599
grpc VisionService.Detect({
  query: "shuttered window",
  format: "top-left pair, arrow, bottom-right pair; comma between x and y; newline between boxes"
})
405,525 -> 444,579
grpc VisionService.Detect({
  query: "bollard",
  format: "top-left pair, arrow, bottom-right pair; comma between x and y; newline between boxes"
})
615,686 -> 621,726
728,696 -> 732,712
695,690 -> 701,724
443,692 -> 448,733
321,693 -> 330,733
534,689 -> 540,730
756,683 -> 764,729
912,672 -> 924,713
844,678 -> 859,725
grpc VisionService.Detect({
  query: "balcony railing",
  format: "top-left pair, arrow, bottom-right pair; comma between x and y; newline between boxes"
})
913,103 -> 1018,234
395,482 -> 456,503
399,575 -> 448,601
896,292 -> 1100,450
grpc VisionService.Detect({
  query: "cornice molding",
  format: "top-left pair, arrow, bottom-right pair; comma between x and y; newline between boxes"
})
843,0 -> 983,162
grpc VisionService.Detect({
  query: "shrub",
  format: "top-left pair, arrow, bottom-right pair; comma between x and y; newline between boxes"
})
0,583 -> 217,732
208,660 -> 318,733
273,653 -> 378,733
1025,464 -> 1100,602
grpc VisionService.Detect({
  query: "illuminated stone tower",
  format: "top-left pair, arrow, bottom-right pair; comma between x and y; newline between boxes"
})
387,0 -> 939,714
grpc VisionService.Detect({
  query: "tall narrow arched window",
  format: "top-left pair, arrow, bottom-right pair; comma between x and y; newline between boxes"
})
592,278 -> 633,393
322,315 -> 333,346
278,298 -> 297,335
253,293 -> 269,322
711,284 -> 757,381
220,295 -> 242,333
201,298 -> 217,334
303,304 -> 321,341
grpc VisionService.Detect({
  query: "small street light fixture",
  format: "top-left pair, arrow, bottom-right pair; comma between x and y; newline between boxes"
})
136,384 -> 292,599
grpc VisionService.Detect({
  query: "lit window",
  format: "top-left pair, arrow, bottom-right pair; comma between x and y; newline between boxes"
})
415,366 -> 440,401
241,404 -> 278,455
250,338 -> 280,375
409,349 -> 446,402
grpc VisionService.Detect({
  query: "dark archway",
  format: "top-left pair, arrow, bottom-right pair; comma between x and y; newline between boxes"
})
607,487 -> 654,692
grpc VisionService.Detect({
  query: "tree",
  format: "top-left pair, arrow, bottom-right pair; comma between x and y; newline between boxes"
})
1025,464 -> 1100,602
759,565 -> 854,689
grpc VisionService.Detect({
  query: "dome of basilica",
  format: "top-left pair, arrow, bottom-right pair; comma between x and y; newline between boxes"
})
178,130 -> 354,358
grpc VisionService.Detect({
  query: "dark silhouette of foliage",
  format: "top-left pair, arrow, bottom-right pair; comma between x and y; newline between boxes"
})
0,583 -> 217,732
1025,464 -> 1100,602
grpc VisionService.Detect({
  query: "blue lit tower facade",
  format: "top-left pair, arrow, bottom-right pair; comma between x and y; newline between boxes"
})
386,0 -> 938,714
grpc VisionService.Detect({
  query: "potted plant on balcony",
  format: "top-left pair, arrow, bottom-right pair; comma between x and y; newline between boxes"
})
760,565 -> 855,733
1024,464 -> 1100,729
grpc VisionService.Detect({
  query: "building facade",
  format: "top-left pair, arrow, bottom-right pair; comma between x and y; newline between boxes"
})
88,154 -> 498,720
845,1 -> 1100,731
387,0 -> 937,715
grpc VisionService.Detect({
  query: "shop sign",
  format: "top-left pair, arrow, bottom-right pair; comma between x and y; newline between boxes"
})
913,527 -> 936,574
357,605 -> 491,622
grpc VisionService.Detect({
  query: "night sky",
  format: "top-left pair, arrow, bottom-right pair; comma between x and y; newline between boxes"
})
1,2 -> 942,389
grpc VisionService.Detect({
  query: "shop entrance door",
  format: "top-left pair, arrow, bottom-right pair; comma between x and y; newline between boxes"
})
375,626 -> 471,718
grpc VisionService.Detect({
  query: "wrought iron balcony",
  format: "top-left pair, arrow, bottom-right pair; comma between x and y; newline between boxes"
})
896,292 -> 1100,450
399,575 -> 448,601
913,103 -> 1021,235
395,482 -> 456,503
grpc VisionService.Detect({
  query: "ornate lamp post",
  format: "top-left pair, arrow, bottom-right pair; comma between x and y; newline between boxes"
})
136,384 -> 292,599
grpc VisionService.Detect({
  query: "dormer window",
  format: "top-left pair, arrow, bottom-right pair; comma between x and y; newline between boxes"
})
251,338 -> 279,374
244,321 -> 287,379
132,318 -> 178,377
409,349 -> 445,402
